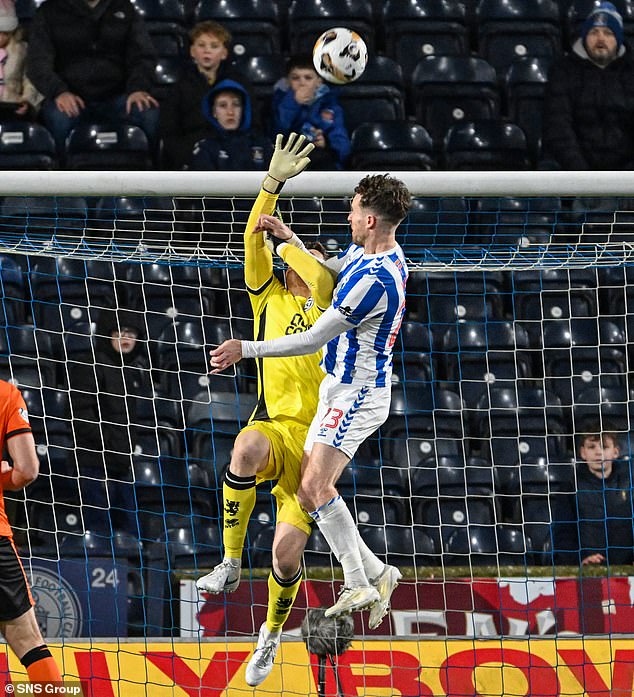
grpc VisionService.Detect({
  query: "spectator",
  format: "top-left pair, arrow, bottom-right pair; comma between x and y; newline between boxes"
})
0,0 -> 43,121
25,0 -> 159,156
70,308 -> 153,537
159,21 -> 251,170
271,54 -> 350,170
542,2 -> 634,170
191,80 -> 272,170
556,422 -> 634,566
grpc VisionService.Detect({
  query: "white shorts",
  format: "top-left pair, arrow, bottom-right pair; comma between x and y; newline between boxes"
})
304,373 -> 391,459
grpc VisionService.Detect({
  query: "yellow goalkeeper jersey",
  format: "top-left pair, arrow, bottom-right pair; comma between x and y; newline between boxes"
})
243,189 -> 334,424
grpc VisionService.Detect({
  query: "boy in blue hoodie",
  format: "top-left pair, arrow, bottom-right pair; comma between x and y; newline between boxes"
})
271,55 -> 351,170
192,79 -> 273,170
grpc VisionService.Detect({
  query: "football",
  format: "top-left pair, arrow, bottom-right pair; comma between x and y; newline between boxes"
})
312,27 -> 368,85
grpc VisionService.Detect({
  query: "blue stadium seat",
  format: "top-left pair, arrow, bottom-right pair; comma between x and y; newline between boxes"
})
380,385 -> 467,467
286,0 -> 375,53
382,0 -> 469,82
543,318 -> 627,407
0,196 -> 88,243
441,320 -> 533,408
0,324 -> 55,387
444,525 -> 498,566
235,54 -> 286,124
152,56 -> 181,101
0,255 -> 27,325
476,0 -> 561,76
0,122 -> 57,170
574,385 -> 634,433
337,56 -> 406,133
401,199 -> 470,257
443,120 -> 531,170
350,121 -> 433,171
195,0 -> 281,55
154,524 -> 222,569
130,0 -> 187,63
410,56 -> 500,149
505,57 -> 551,161
302,529 -> 335,567
358,524 -> 439,567
473,385 -> 570,463
65,123 -> 152,170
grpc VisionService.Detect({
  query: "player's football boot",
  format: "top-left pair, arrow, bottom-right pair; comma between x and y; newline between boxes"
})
324,585 -> 380,618
195,559 -> 241,594
368,564 -> 402,630
245,623 -> 281,686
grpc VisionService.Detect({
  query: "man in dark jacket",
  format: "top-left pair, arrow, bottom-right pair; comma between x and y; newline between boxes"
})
26,0 -> 159,155
159,21 -> 251,170
191,79 -> 272,170
71,308 -> 153,537
542,2 -> 634,170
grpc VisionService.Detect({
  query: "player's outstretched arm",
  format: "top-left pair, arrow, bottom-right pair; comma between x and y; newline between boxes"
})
243,133 -> 314,291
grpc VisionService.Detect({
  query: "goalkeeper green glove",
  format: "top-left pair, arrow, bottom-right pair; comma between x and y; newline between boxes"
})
262,133 -> 315,195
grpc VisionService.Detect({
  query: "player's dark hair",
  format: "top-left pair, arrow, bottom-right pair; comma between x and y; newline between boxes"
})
354,174 -> 411,226
286,54 -> 317,76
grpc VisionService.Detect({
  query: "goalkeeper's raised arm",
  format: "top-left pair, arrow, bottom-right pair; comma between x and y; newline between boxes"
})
243,132 -> 315,292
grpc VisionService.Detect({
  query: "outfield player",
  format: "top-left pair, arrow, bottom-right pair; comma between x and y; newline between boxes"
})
210,163 -> 411,625
196,134 -> 337,686
0,380 -> 63,684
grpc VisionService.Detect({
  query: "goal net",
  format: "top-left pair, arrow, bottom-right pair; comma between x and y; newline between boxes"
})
1,170 -> 633,696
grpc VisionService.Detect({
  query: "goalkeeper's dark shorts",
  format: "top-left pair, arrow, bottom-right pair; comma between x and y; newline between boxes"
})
0,535 -> 34,621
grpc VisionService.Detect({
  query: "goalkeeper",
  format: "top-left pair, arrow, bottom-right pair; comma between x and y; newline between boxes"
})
197,133 -> 334,686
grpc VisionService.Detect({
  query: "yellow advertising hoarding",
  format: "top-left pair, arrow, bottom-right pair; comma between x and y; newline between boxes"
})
3,638 -> 634,696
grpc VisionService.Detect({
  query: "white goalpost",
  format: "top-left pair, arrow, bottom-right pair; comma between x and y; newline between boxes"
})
0,169 -> 632,696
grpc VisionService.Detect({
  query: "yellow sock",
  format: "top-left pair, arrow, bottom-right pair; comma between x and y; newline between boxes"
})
222,470 -> 256,559
266,568 -> 302,633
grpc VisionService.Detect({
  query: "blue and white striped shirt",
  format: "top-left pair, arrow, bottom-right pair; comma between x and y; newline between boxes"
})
323,243 -> 408,387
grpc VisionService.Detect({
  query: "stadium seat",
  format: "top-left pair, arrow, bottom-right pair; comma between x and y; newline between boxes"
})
410,56 -> 500,148
302,529 -> 335,567
0,122 -> 56,170
476,0 -> 561,76
154,524 -> 222,569
505,57 -> 551,161
0,324 -> 56,387
358,524 -> 439,567
401,197 -> 470,254
152,56 -> 181,101
65,123 -> 152,170
413,466 -> 496,553
0,255 -> 27,325
382,0 -> 469,82
350,121 -> 433,171
157,320 -> 212,397
195,0 -> 281,56
472,194 -> 560,246
509,268 -> 599,344
444,525 -> 498,566
235,55 -> 286,125
336,56 -> 406,133
286,0 -> 375,53
543,318 -> 627,407
129,0 -> 187,57
380,384 -> 467,466
441,320 -> 533,408
443,120 -> 531,170
573,385 -> 634,433
474,386 -> 569,466
0,196 -> 88,244
415,271 -> 505,346
392,321 -> 433,385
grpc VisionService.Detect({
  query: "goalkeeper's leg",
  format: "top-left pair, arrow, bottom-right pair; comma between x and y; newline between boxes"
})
196,430 -> 270,594
246,522 -> 308,687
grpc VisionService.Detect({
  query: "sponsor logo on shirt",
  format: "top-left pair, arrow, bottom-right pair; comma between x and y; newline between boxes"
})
18,407 -> 29,424
337,304 -> 353,318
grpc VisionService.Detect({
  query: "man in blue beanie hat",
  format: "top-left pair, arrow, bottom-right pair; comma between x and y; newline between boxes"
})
542,1 -> 634,169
